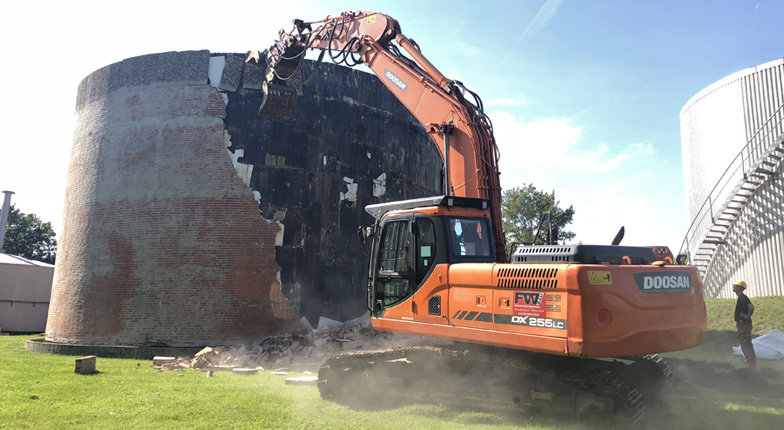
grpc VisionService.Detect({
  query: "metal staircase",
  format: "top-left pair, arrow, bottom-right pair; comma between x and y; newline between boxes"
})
679,104 -> 784,296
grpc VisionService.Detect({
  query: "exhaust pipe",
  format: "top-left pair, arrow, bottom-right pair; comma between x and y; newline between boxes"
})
0,190 -> 14,252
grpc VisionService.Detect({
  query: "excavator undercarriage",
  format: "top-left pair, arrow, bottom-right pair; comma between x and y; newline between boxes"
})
318,344 -> 672,425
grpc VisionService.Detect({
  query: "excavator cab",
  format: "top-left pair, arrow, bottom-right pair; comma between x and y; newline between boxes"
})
364,196 -> 494,315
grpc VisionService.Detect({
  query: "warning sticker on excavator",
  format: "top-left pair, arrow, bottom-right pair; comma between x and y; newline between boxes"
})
366,15 -> 376,24
588,271 -> 612,285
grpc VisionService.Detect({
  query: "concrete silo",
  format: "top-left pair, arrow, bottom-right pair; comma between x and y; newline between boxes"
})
45,51 -> 441,348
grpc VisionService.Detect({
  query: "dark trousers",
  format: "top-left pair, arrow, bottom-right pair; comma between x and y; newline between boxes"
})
736,321 -> 756,369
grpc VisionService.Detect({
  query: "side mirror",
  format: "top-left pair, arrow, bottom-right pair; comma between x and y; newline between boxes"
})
357,226 -> 373,245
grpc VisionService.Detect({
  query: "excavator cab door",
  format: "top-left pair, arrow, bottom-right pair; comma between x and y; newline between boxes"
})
369,215 -> 415,316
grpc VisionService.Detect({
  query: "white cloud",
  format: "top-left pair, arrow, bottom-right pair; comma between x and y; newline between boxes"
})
571,141 -> 656,173
491,113 -> 580,157
490,109 -> 686,250
490,111 -> 656,177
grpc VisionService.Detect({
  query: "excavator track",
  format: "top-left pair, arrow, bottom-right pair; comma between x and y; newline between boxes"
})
318,345 -> 648,425
624,354 -> 672,403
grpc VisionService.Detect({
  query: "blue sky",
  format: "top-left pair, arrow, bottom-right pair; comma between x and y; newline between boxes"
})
1,0 -> 782,251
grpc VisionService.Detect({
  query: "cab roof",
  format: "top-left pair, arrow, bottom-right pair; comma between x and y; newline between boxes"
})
364,195 -> 490,220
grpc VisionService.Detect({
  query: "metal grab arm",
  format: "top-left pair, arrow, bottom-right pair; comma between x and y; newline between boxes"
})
254,10 -> 507,261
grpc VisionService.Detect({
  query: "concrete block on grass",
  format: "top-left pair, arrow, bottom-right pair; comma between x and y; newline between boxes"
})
153,356 -> 176,367
75,356 -> 96,374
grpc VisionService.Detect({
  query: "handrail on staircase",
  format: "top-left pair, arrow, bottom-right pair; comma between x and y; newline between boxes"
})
678,103 -> 784,259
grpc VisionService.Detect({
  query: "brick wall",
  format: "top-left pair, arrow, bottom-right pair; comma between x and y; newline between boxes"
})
48,52 -> 295,346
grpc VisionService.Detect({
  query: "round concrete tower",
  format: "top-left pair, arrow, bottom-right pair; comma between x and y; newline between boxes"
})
46,51 -> 440,347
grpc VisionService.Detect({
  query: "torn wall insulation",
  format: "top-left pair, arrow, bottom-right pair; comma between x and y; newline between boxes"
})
221,57 -> 443,323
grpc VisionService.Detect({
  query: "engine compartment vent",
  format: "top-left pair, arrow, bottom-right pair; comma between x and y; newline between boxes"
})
428,295 -> 441,316
512,244 -> 658,265
496,267 -> 559,289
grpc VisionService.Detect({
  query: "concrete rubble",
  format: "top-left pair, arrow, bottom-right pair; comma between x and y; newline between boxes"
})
284,376 -> 319,386
153,313 -> 421,374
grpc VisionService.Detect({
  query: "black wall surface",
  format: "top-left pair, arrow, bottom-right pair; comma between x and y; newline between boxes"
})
222,58 -> 443,323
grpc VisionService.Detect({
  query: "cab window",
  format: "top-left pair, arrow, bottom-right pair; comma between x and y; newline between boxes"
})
448,217 -> 491,258
415,218 -> 436,284
378,221 -> 410,272
376,220 -> 411,306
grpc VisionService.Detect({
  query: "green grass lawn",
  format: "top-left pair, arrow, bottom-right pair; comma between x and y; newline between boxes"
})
666,295 -> 784,364
2,296 -> 783,429
0,335 -> 543,430
704,295 -> 784,335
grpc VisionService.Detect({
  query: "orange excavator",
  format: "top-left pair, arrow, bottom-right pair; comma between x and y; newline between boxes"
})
250,11 -> 706,422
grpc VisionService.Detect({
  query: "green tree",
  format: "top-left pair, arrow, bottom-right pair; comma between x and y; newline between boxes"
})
502,184 -> 575,246
1,205 -> 57,264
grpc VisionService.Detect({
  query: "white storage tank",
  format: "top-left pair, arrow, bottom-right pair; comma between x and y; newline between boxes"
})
680,57 -> 784,297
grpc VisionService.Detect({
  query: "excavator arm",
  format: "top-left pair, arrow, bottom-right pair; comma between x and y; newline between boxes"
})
251,11 -> 507,261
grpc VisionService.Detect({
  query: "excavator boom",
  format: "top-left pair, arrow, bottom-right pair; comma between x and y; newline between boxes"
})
253,10 -> 506,261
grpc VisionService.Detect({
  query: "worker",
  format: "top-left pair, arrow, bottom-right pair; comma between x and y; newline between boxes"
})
732,280 -> 756,371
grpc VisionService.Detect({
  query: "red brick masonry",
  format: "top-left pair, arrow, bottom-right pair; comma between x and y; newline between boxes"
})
48,82 -> 295,346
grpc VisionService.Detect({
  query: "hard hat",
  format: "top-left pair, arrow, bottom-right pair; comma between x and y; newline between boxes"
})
733,280 -> 747,289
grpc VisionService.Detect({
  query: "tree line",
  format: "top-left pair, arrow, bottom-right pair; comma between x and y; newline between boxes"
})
1,205 -> 57,264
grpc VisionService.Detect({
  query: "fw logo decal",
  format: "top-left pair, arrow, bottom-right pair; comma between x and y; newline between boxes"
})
513,292 -> 546,318
515,292 -> 543,306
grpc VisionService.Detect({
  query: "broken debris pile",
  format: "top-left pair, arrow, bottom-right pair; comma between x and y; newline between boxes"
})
153,314 -> 421,373
257,315 -> 401,368
153,345 -> 259,371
